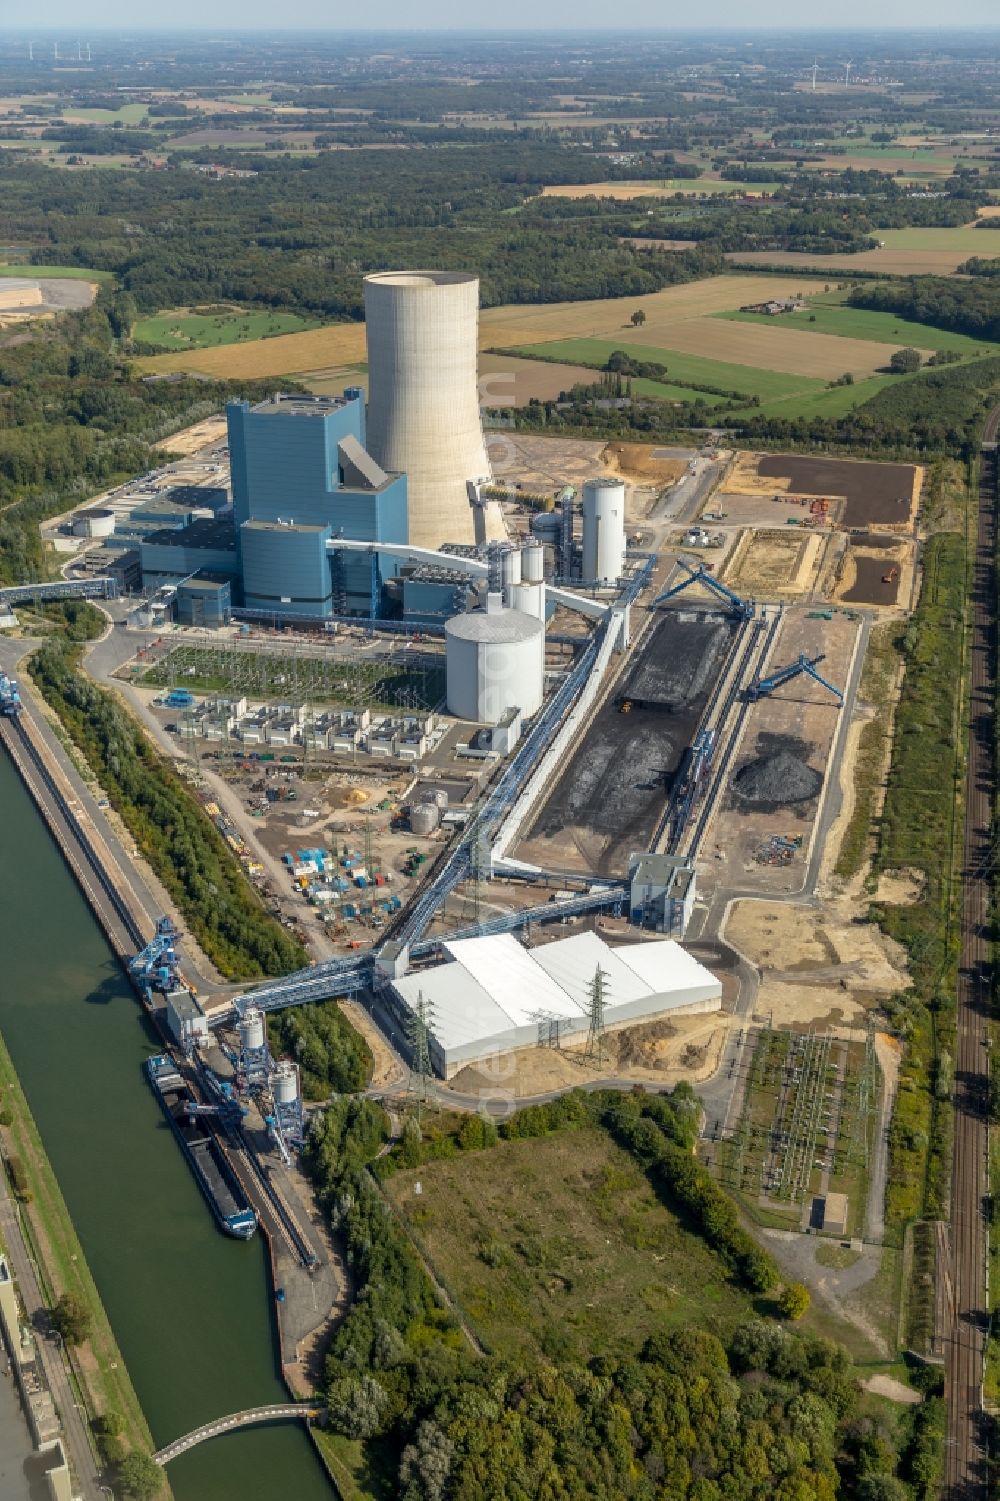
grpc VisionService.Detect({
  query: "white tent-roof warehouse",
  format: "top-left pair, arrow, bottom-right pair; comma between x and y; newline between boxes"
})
390,931 -> 722,1078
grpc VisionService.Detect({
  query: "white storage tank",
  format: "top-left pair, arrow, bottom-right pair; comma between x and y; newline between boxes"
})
72,507 -> 115,539
582,478 -> 626,585
446,592 -> 544,725
238,1008 -> 266,1054
500,546 -> 522,596
273,1060 -> 300,1106
510,581 -> 546,622
411,801 -> 441,835
522,542 -> 545,583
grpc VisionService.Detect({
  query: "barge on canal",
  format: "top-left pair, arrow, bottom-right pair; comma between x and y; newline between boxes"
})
146,1054 -> 257,1240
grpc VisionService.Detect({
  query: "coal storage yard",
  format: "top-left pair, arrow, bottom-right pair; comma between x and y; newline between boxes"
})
731,735 -> 822,814
525,611 -> 737,874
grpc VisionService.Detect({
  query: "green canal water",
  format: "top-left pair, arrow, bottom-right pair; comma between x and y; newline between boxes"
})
0,754 -> 334,1501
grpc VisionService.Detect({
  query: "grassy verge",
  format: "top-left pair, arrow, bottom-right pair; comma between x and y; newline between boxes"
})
30,639 -> 308,981
0,1032 -> 160,1478
835,622 -> 904,883
870,528 -> 971,1237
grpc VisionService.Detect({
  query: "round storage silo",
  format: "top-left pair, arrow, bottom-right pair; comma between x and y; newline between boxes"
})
273,1060 -> 300,1105
581,478 -> 626,585
446,594 -> 545,724
500,545 -> 522,596
414,786 -> 449,809
530,511 -> 561,543
522,542 -> 545,583
411,801 -> 440,835
510,581 -> 546,622
72,507 -> 116,539
238,1008 -> 266,1054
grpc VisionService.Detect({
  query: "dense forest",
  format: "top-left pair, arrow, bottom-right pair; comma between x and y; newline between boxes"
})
29,639 -> 307,979
849,277 -> 1000,343
268,1001 -> 372,1098
304,1087 -> 939,1501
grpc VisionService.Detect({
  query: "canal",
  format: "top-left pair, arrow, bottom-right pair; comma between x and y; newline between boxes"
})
0,752 -> 334,1501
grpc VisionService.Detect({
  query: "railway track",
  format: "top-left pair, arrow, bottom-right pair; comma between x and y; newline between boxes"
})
945,405 -> 998,1500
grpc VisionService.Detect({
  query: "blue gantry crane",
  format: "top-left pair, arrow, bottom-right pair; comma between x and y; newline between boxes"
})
0,673 -> 21,717
654,557 -> 754,619
746,653 -> 843,706
130,917 -> 182,996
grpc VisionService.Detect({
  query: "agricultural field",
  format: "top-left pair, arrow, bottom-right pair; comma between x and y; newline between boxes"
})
0,262 -> 111,281
616,317 -> 909,379
60,102 -> 149,123
509,337 -> 829,403
717,298 -> 1000,357
134,306 -> 320,351
131,274 -> 812,379
731,225 -> 995,276
383,1125 -> 752,1361
541,178 -> 783,198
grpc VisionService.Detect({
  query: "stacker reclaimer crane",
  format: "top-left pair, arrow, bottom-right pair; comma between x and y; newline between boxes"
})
654,557 -> 754,619
746,653 -> 843,706
130,916 -> 182,995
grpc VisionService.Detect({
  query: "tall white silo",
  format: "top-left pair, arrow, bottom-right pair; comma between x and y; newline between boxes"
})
445,593 -> 544,724
364,271 -> 492,549
581,478 -> 626,585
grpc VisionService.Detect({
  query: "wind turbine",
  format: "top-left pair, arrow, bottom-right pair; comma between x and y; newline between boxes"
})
27,40 -> 33,61
844,59 -> 853,86
76,41 -> 82,61
85,42 -> 91,62
53,41 -> 59,61
810,59 -> 819,92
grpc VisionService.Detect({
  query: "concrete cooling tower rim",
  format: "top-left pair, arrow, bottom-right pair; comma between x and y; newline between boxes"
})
364,271 -> 479,290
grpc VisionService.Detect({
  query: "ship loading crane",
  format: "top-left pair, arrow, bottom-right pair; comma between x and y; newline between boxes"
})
0,673 -> 21,717
654,557 -> 754,620
130,916 -> 183,998
746,653 -> 843,707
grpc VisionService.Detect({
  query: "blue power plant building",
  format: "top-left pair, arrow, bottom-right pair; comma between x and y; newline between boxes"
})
139,390 -> 410,619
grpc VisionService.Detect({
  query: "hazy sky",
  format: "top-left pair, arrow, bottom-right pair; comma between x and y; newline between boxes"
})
19,4 -> 1000,29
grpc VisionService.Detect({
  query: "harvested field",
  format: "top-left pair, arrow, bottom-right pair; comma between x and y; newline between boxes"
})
133,275 -> 815,380
477,352 -> 599,404
728,243 -> 977,276
724,529 -> 823,597
517,612 -> 735,875
541,178 -> 777,198
752,454 -> 920,530
623,315 -> 907,380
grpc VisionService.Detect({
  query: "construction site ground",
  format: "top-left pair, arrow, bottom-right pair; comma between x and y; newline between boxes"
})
724,451 -> 921,532
725,896 -> 909,1034
836,540 -> 916,610
437,928 -> 743,1099
484,431 -> 692,524
722,527 -> 826,598
515,610 -> 738,876
699,608 -> 863,899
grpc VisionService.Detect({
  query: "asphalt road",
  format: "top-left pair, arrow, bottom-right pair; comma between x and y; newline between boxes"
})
944,413 -> 997,1501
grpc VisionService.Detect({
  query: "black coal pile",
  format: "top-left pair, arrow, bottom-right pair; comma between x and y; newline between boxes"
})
732,751 -> 821,807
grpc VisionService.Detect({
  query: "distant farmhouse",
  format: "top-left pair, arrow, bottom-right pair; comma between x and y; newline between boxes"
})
740,297 -> 807,315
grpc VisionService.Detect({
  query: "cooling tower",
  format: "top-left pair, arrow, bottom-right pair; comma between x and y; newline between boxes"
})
364,272 -> 492,548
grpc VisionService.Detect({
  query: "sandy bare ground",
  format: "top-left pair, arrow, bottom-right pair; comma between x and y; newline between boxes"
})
443,1007 -> 733,1100
340,1000 -> 406,1090
726,896 -> 909,1034
157,415 -> 228,454
862,1374 -> 921,1403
